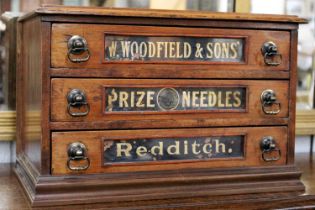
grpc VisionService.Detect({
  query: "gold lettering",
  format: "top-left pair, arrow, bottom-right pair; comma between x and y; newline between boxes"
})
147,91 -> 155,108
164,42 -> 168,58
136,146 -> 147,157
225,91 -> 233,108
116,143 -> 132,157
148,42 -> 156,57
107,88 -> 118,112
139,42 -> 147,57
156,42 -> 163,58
167,141 -> 180,155
120,41 -> 130,58
184,42 -> 191,58
182,91 -> 191,107
136,91 -> 145,107
208,91 -> 217,107
230,42 -> 239,59
130,42 -> 139,57
169,42 -> 176,58
119,91 -> 128,108
233,91 -> 242,107
200,91 -> 207,107
192,141 -> 201,155
214,43 -> 222,58
116,39 -> 241,61
221,43 -> 229,58
215,139 -> 226,153
218,91 -> 225,107
206,43 -> 213,58
130,91 -> 135,108
151,142 -> 163,156
192,91 -> 200,107
176,42 -> 183,58
184,140 -> 188,155
108,41 -> 117,58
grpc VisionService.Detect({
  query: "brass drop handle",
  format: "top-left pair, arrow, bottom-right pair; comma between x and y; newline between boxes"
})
67,35 -> 90,63
67,142 -> 90,171
260,136 -> 281,162
260,89 -> 281,115
67,89 -> 90,117
261,41 -> 282,66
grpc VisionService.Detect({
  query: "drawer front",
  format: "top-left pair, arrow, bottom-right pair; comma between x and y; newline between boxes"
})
51,79 -> 289,129
51,24 -> 290,74
51,126 -> 287,175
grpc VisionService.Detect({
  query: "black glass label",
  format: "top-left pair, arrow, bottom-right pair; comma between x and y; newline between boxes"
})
103,135 -> 244,165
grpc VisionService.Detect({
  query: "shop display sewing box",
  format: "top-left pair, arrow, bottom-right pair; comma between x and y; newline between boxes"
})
15,5 -> 306,207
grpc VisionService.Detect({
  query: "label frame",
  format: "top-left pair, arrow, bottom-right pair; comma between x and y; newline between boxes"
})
101,133 -> 247,167
102,84 -> 249,115
102,31 -> 249,65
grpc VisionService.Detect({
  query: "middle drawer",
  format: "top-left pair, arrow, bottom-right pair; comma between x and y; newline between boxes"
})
51,79 -> 289,129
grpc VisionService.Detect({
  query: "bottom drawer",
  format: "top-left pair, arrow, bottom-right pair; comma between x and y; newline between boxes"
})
52,126 -> 287,175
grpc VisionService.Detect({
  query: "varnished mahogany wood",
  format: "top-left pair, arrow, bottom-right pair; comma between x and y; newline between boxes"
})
44,15 -> 301,30
287,30 -> 298,164
17,153 -> 305,207
51,126 -> 288,175
15,5 -> 305,207
51,79 -> 289,129
2,153 -> 315,209
51,24 -> 290,70
21,5 -> 307,23
17,17 -> 43,171
40,21 -> 52,175
16,18 -> 23,156
49,68 -> 290,79
49,119 -> 290,131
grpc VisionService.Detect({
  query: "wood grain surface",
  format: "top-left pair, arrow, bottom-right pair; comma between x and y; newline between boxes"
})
17,17 -> 43,171
15,6 -> 304,207
52,126 -> 288,175
51,24 -> 290,70
0,152 -> 313,209
287,30 -> 298,164
51,79 -> 289,129
19,5 -> 307,23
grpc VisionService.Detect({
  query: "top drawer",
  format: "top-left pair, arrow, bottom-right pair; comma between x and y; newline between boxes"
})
51,24 -> 290,75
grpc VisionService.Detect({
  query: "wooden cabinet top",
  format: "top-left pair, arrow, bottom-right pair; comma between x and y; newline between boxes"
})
19,5 -> 307,23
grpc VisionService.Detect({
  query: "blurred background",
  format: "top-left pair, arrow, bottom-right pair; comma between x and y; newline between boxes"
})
0,0 -> 314,163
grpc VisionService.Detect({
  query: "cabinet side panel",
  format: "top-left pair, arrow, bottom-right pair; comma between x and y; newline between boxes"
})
40,21 -> 51,174
3,15 -> 18,109
16,21 -> 23,155
18,17 -> 42,171
287,29 -> 298,164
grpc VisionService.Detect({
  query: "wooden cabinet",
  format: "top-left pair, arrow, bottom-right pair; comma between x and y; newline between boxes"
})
15,5 -> 306,207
